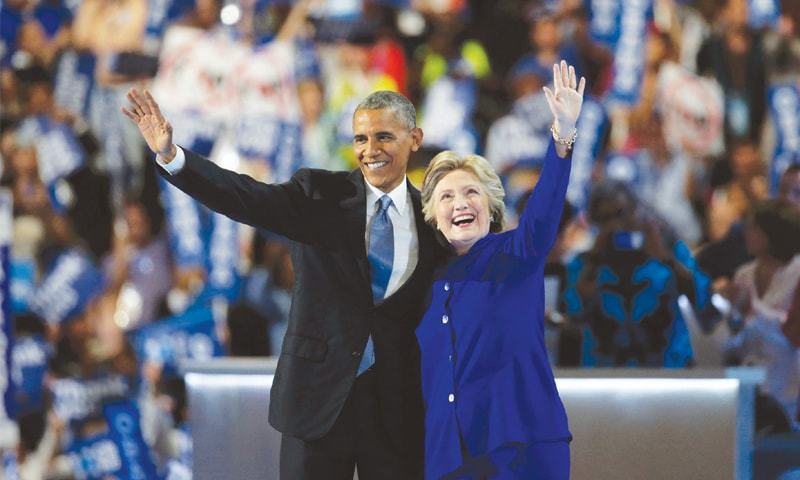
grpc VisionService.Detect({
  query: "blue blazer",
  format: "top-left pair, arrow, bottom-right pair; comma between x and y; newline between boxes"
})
416,141 -> 573,479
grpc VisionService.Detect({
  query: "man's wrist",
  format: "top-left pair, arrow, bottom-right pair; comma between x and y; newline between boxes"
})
160,144 -> 177,163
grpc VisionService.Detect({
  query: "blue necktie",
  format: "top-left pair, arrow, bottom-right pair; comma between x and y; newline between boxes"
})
358,194 -> 394,375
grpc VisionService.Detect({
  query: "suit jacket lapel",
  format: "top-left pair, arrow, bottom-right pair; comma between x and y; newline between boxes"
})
340,169 -> 372,292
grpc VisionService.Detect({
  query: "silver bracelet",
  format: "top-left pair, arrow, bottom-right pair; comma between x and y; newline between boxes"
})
550,124 -> 578,147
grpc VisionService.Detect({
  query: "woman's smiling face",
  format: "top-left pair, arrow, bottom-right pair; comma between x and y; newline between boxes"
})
433,169 -> 492,255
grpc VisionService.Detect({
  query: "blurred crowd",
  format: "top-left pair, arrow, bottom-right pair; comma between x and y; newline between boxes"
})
1,0 -> 800,478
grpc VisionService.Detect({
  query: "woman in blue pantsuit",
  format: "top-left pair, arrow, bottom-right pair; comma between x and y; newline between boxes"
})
417,60 -> 584,479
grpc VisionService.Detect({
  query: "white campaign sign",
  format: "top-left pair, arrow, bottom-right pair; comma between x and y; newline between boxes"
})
657,62 -> 724,156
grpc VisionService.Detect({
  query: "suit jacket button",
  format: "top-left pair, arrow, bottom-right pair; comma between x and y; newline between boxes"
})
352,351 -> 361,357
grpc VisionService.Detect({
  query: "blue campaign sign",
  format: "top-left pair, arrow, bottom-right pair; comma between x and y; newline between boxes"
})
11,335 -> 51,416
50,375 -> 130,423
233,116 -> 304,183
160,178 -> 207,270
145,0 -> 194,39
54,50 -> 96,118
205,212 -> 241,301
103,401 -> 160,480
169,110 -> 222,158
67,433 -> 124,480
420,75 -> 479,154
10,258 -> 36,314
567,97 -> 608,211
294,39 -> 321,81
68,401 -> 160,480
30,249 -> 105,325
274,121 -> 304,183
128,307 -> 224,371
233,114 -> 282,162
1,190 -> 12,423
608,0 -> 652,106
16,115 -> 86,187
768,83 -> 800,193
587,0 -> 622,46
748,0 -> 780,28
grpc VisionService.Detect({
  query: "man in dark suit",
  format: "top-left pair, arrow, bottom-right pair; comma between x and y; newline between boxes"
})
123,89 -> 443,479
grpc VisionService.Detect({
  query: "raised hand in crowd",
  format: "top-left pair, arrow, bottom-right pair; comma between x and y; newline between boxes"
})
121,89 -> 176,161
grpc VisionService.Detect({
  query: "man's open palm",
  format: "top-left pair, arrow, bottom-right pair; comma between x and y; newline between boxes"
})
121,89 -> 175,159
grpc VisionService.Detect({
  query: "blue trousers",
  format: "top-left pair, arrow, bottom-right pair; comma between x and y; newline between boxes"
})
440,440 -> 570,480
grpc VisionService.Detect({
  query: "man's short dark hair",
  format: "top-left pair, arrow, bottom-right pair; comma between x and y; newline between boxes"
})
354,91 -> 416,131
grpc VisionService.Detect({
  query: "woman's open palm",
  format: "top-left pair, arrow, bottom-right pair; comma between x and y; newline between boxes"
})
543,60 -> 586,135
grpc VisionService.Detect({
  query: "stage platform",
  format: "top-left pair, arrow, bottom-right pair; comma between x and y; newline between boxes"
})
183,359 -> 767,479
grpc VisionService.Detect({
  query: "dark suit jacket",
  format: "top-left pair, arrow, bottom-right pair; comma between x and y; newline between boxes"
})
161,149 -> 444,466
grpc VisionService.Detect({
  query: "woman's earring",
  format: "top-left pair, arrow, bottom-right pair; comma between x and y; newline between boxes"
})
489,216 -> 495,222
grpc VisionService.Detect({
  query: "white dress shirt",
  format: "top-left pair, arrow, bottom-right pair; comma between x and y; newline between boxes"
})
156,147 -> 187,175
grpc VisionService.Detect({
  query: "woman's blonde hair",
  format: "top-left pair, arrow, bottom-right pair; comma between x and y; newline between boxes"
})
421,151 -> 506,233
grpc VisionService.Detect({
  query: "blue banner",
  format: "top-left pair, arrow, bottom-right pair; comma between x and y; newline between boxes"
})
54,50 -> 96,119
160,111 -> 220,272
233,115 -> 282,162
0,190 -> 12,424
170,110 -> 221,158
160,178 -> 207,270
50,375 -> 130,423
233,116 -> 304,183
10,335 -> 50,416
420,76 -> 479,154
16,115 -> 86,187
274,122 -> 304,183
206,212 -> 241,300
68,433 -> 124,480
768,83 -> 800,193
67,401 -> 160,480
129,307 -> 223,372
748,0 -> 780,28
145,0 -> 194,40
30,249 -> 105,325
588,0 -> 622,46
90,86 -> 139,196
103,401 -> 160,480
294,39 -> 321,81
608,0 -> 651,105
484,93 -> 551,172
10,258 -> 35,315
567,97 -> 608,210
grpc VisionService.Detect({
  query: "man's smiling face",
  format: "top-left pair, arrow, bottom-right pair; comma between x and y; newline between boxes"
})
352,108 -> 422,193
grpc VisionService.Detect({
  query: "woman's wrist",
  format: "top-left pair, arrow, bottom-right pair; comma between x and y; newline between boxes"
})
551,122 -> 577,148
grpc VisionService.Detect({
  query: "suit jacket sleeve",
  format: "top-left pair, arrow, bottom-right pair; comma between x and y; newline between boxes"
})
160,148 -> 317,243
